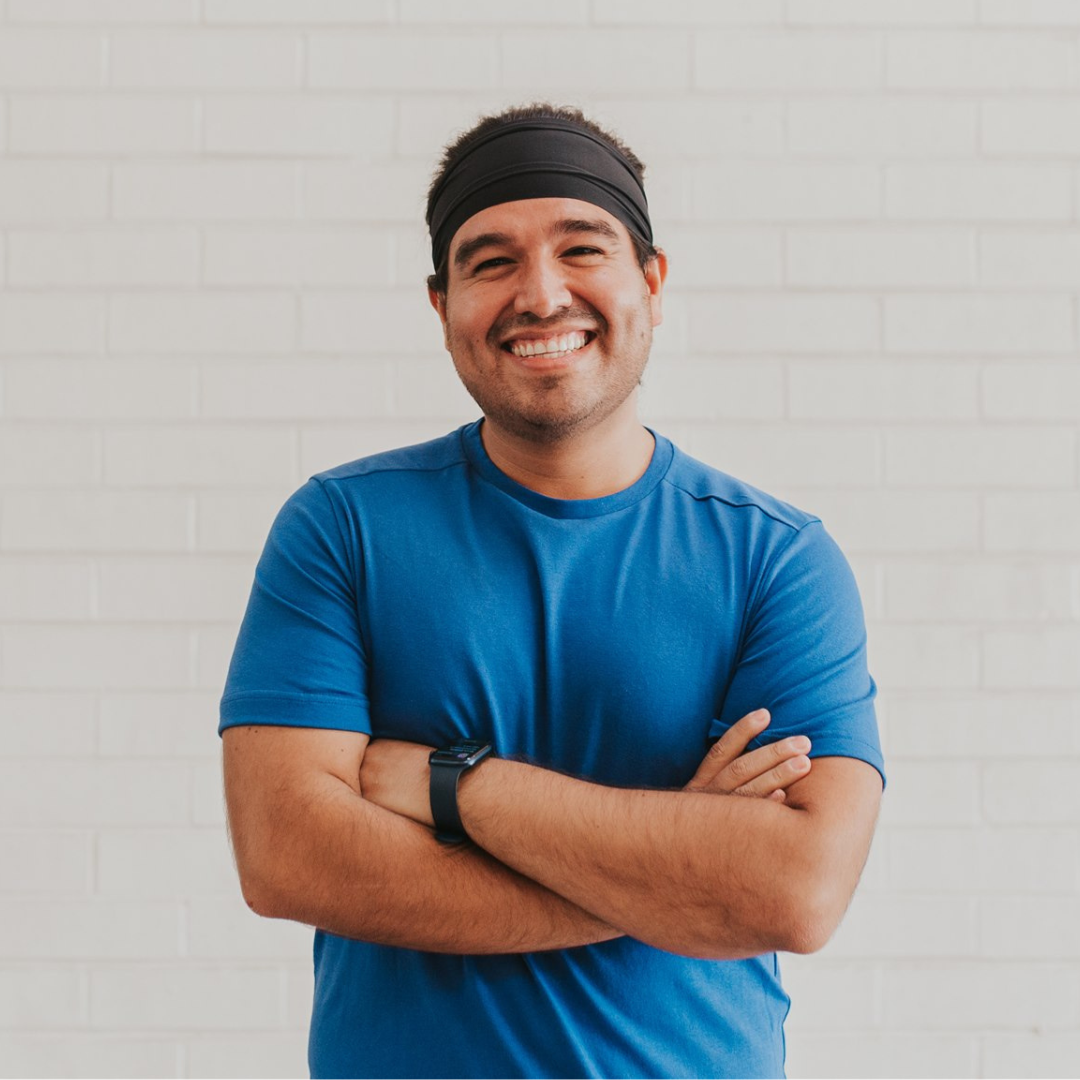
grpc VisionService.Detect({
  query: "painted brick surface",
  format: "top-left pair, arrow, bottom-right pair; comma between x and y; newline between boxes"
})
0,8 -> 1076,1080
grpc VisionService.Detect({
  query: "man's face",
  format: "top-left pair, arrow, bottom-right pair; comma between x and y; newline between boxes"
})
429,197 -> 666,443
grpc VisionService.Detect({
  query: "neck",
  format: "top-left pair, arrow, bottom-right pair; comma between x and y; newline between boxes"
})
479,400 -> 655,501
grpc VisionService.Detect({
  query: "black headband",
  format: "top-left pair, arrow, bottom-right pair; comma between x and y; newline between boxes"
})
426,117 -> 653,274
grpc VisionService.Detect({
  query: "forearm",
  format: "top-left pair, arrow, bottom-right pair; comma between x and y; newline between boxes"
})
457,759 -> 828,959
243,771 -> 619,954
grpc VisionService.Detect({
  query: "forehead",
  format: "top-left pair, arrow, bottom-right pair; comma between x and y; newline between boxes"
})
448,197 -> 631,260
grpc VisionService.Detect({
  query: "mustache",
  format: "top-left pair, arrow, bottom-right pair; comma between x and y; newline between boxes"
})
489,306 -> 606,343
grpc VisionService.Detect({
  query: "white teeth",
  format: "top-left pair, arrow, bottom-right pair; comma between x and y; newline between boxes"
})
508,331 -> 588,358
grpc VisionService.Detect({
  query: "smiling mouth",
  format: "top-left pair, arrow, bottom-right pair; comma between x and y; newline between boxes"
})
502,330 -> 594,360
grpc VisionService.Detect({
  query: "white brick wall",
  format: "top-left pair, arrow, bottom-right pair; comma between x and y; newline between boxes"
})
0,5 -> 1076,1079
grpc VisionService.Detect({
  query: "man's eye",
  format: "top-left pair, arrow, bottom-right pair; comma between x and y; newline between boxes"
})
474,257 -> 511,272
565,246 -> 603,257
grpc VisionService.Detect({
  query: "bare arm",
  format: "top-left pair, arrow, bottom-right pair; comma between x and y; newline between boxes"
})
223,711 -> 806,954
361,741 -> 882,960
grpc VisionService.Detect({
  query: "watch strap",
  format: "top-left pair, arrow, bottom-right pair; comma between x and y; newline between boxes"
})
429,760 -> 469,844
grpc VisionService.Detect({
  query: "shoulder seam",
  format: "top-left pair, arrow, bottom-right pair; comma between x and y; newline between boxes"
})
313,457 -> 469,486
661,475 -> 821,532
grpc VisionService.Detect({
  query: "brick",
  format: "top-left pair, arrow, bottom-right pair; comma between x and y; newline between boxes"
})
1,627 -> 190,692
386,359 -> 491,423
8,95 -> 196,154
984,628 -> 1080,690
0,760 -> 189,826
778,959 -> 877,1031
885,428 -> 1075,488
91,967 -> 278,1030
185,1035 -> 309,1079
395,94 -> 518,156
0,426 -> 98,486
983,100 -> 1080,156
985,493 -> 1080,553
984,762 -> 1080,824
788,361 -> 977,420
191,758 -> 227,826
0,492 -> 190,553
982,233 -> 1080,289
888,164 -> 1071,221
113,162 -> 295,221
887,31 -> 1073,90
0,968 -> 84,1028
0,901 -> 180,958
885,561 -> 1074,622
889,827 -> 1078,893
885,694 -> 1080,759
660,227 -> 781,288
298,421 -> 454,479
787,229 -> 973,288
0,163 -> 108,223
301,292 -> 436,355
869,625 -> 980,691
195,490 -> 290,553
786,1033 -> 976,1079
789,490 -> 979,553
0,31 -> 103,87
878,760 -> 980,825
693,164 -> 879,221
8,0 -> 197,21
0,692 -> 96,756
406,0 -> 588,21
0,1038 -> 178,1079
983,1034 -> 1080,1079
610,99 -> 784,160
686,427 -> 879,488
201,361 -> 392,419
204,96 -> 393,157
639,360 -> 785,421
187,895 -> 313,959
109,293 -> 295,354
4,360 -> 195,420
99,692 -> 220,757
8,229 -> 198,287
885,295 -> 1072,355
789,98 -> 977,157
688,294 -> 878,354
981,897 -> 1080,958
826,895 -> 979,957
0,558 -> 93,620
788,0 -> 976,21
502,32 -> 688,93
0,831 -> 92,894
0,294 -> 106,353
303,162 -> 428,222
194,627 -> 237,693
98,829 -> 234,896
103,426 -> 296,487
883,962 -> 1078,1029
695,31 -> 881,90
981,0 -> 1080,24
207,0 -> 392,21
109,31 -> 298,88
310,32 -> 497,90
284,964 -> 313,1029
97,556 -> 253,623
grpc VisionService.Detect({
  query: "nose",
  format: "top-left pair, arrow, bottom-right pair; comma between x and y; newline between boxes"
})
513,256 -> 573,319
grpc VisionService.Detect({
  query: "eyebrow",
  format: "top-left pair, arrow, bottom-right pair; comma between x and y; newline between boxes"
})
451,217 -> 622,270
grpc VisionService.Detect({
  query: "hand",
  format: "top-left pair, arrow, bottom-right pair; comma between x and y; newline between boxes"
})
684,709 -> 811,803
359,739 -> 435,827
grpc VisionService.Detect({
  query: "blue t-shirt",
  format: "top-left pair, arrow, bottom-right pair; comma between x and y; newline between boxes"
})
220,421 -> 884,1080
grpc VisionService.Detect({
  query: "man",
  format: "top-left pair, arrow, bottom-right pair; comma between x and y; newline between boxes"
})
221,103 -> 884,1079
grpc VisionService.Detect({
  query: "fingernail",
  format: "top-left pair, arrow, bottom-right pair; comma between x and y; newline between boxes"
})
789,736 -> 810,752
753,709 -> 770,725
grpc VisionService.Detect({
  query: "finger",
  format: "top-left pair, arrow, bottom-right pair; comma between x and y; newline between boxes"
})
708,734 -> 811,794
768,789 -> 786,803
686,709 -> 770,790
733,755 -> 812,799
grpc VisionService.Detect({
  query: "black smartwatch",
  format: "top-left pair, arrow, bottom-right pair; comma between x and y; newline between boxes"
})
429,740 -> 493,844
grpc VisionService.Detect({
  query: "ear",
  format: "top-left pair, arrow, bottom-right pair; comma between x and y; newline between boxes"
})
644,248 -> 668,329
428,286 -> 450,350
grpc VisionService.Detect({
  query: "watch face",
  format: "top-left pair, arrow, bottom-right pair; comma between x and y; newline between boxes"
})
431,740 -> 492,767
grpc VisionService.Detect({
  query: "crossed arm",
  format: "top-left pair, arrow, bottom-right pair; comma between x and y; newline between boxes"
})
223,710 -> 881,958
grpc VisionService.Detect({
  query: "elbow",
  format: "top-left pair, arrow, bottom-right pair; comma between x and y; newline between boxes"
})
236,862 -> 285,920
774,878 -> 846,955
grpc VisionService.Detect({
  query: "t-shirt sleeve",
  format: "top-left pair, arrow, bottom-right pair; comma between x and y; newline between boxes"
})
710,519 -> 885,786
218,477 -> 371,736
